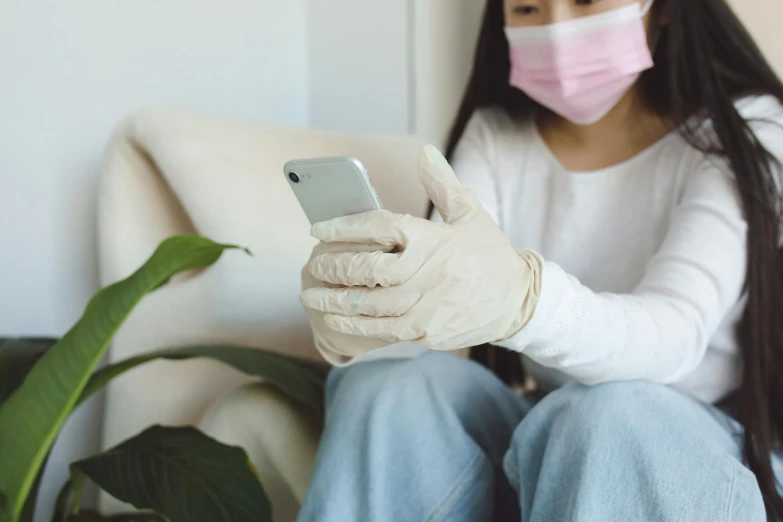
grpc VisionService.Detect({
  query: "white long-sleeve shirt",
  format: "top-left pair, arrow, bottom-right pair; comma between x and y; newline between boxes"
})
449,95 -> 783,403
314,95 -> 783,404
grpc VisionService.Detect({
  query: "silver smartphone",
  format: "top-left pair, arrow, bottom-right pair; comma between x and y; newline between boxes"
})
284,156 -> 384,224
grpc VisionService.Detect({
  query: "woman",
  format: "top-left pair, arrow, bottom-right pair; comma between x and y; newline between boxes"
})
298,0 -> 783,520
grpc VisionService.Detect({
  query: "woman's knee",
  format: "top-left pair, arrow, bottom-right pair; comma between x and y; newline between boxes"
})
328,352 -> 454,398
509,380 -> 749,468
557,380 -> 695,422
505,382 -> 768,521
510,381 -> 705,454
325,352 -> 492,420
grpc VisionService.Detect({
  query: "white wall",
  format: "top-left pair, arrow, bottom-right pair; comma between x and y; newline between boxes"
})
0,0 -> 308,520
305,0 -> 483,144
413,0 -> 484,146
307,0 -> 412,134
304,0 -> 484,143
729,0 -> 783,74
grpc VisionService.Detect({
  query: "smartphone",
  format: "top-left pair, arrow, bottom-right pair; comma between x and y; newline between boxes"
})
284,156 -> 384,224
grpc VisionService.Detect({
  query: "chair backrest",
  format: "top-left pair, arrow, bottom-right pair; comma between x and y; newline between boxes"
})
97,109 -> 430,485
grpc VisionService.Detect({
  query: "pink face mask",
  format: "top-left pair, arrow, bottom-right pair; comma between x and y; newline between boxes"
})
505,0 -> 655,125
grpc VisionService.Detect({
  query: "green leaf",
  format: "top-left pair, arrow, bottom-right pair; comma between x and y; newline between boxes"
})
62,514 -> 108,522
52,473 -> 76,522
53,475 -> 163,522
0,338 -> 59,522
0,235 -> 246,522
18,472 -> 44,522
79,345 -> 328,413
91,514 -> 166,522
71,426 -> 270,522
101,515 -> 167,522
53,504 -> 166,522
0,338 -> 58,404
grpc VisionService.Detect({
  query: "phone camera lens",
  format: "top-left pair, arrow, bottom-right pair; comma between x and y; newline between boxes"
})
289,172 -> 300,183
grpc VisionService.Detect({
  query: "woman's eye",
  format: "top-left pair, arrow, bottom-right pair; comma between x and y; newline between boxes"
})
575,0 -> 600,5
513,5 -> 539,15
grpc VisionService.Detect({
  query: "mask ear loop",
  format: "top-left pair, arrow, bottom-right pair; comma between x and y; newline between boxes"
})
640,0 -> 655,16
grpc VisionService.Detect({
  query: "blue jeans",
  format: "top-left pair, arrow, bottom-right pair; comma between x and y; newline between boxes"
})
298,352 -> 778,521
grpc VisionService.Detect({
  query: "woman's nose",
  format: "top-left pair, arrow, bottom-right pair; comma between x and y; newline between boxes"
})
548,3 -> 579,24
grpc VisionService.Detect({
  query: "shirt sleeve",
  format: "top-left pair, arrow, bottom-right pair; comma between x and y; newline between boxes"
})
430,111 -> 503,225
497,114 -> 783,385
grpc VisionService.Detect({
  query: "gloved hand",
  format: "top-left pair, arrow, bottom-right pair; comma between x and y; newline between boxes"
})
301,241 -> 393,360
300,145 -> 542,352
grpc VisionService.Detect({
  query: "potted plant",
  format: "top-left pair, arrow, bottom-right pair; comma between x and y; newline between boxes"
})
0,235 -> 327,522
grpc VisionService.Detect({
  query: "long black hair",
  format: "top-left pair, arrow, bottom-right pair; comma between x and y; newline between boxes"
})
445,0 -> 783,515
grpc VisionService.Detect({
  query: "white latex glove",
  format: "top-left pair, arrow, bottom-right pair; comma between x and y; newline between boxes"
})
301,241 -> 393,361
300,145 -> 541,352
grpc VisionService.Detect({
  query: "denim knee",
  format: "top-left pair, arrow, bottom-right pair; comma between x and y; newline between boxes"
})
324,351 -> 527,450
504,382 -> 768,521
552,381 -> 677,433
507,382 -> 675,475
307,353 -> 508,522
324,352 -> 481,417
505,381 -> 744,479
516,381 -> 716,448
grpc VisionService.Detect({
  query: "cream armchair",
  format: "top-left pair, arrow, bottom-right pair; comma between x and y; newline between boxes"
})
97,109 -> 430,520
